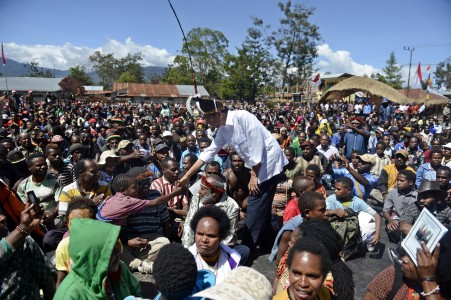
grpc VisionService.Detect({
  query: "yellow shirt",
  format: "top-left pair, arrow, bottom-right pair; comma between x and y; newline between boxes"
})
273,285 -> 332,300
55,236 -> 71,273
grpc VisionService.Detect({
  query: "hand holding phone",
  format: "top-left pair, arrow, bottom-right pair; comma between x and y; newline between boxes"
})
27,191 -> 43,215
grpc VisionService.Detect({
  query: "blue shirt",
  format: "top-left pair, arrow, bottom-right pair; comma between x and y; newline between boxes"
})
269,215 -> 303,262
363,105 -> 372,115
326,194 -> 377,217
180,147 -> 200,168
344,131 -> 369,159
332,167 -> 378,201
416,163 -> 433,188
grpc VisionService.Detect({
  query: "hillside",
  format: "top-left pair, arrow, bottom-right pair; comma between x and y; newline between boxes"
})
0,58 -> 167,83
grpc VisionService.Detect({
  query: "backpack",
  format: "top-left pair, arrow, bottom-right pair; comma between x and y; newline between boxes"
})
328,209 -> 365,261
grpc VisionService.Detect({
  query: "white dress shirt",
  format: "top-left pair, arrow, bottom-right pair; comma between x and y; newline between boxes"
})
199,110 -> 288,183
316,144 -> 339,160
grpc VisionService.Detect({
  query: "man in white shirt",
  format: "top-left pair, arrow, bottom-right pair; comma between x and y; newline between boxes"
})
316,134 -> 339,160
178,98 -> 288,250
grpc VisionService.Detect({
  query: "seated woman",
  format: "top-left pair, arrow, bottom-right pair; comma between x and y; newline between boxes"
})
363,232 -> 451,300
273,236 -> 335,300
188,205 -> 241,285
275,220 -> 354,300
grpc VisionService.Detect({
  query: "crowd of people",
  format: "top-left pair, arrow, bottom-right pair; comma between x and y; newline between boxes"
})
1,90 -> 451,300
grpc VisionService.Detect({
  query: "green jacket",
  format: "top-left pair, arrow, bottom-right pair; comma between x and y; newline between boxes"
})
54,218 -> 141,300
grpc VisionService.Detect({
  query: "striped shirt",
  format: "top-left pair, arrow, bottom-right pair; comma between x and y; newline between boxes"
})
123,189 -> 170,239
58,180 -> 111,215
150,176 -> 187,210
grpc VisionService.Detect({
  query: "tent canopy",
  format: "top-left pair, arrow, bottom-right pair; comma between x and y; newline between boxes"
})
319,76 -> 408,104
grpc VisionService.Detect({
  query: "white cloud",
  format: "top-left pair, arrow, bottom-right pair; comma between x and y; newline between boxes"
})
2,38 -> 175,70
316,44 -> 379,76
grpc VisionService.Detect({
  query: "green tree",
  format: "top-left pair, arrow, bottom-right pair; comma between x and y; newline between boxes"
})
370,72 -> 387,83
69,65 -> 94,85
117,71 -> 139,83
165,27 -> 229,96
89,51 -> 144,88
434,56 -> 451,90
270,1 -> 321,93
382,51 -> 403,89
162,56 -> 193,85
219,18 -> 276,100
24,61 -> 53,78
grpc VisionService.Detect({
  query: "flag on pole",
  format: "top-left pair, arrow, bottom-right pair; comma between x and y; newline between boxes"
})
416,63 -> 423,84
426,65 -> 431,100
312,73 -> 321,86
1,42 -> 6,66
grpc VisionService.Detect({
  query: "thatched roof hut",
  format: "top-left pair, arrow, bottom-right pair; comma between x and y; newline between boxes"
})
319,76 -> 408,104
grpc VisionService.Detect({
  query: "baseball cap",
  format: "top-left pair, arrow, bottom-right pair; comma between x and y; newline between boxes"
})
89,118 -> 97,124
395,149 -> 408,158
118,140 -> 133,149
51,135 -> 64,143
162,131 -> 172,138
155,143 -> 169,152
443,142 -> 451,149
98,150 -> 119,165
356,154 -> 376,165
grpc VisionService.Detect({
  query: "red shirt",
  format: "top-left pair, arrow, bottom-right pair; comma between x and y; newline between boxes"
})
283,197 -> 300,224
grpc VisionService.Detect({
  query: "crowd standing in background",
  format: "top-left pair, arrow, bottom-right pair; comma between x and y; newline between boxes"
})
1,91 -> 451,299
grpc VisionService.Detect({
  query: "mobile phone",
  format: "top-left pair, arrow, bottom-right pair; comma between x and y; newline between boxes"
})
27,191 -> 43,215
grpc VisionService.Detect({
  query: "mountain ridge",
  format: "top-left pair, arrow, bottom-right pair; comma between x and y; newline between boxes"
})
0,58 -> 167,83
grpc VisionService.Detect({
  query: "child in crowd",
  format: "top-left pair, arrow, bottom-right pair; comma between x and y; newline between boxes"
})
382,170 -> 417,243
97,173 -> 186,226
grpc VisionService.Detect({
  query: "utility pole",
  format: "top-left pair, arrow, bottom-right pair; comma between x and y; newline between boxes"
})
404,46 -> 415,94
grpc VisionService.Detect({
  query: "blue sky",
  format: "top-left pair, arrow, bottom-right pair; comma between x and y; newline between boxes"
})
2,0 -> 451,86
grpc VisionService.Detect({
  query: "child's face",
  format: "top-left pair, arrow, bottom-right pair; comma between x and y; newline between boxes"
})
123,179 -> 139,198
307,200 -> 327,221
305,170 -> 319,183
396,175 -> 412,191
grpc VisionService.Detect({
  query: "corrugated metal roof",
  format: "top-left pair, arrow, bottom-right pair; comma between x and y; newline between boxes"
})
112,83 -> 209,97
0,77 -> 63,92
176,85 -> 209,96
321,73 -> 354,79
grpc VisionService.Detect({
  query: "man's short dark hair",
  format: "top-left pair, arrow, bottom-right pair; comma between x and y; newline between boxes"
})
161,157 -> 178,169
197,137 -> 211,145
153,243 -> 198,300
284,147 -> 295,155
111,173 -> 134,193
205,160 -> 221,170
351,149 -> 362,156
26,153 -> 45,167
298,191 -> 325,213
437,166 -> 451,177
66,196 -> 98,219
306,164 -> 321,176
335,177 -> 354,189
430,149 -> 443,159
183,153 -> 198,165
397,170 -> 416,183
190,205 -> 231,241
73,159 -> 91,179
376,141 -> 386,148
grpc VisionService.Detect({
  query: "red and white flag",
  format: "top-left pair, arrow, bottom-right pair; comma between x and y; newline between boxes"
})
1,42 -> 5,66
312,73 -> 321,86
